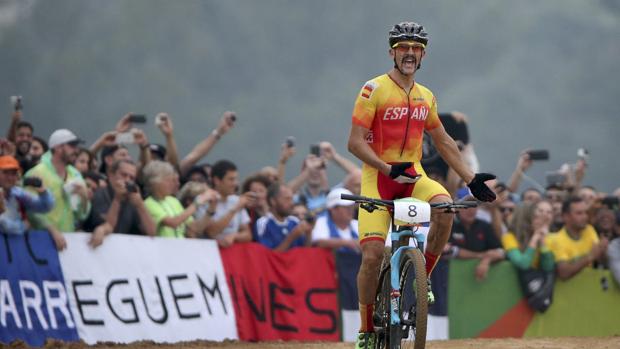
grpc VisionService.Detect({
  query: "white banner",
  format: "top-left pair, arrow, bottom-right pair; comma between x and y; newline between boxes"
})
59,233 -> 237,344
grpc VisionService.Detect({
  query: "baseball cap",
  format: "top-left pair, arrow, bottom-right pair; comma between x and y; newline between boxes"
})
148,144 -> 167,160
0,155 -> 20,171
326,188 -> 355,209
456,187 -> 474,201
48,129 -> 83,148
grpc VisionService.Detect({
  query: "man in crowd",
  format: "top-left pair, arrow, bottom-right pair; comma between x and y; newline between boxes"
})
445,187 -> 504,281
256,183 -> 312,251
25,129 -> 91,249
547,197 -> 608,281
204,159 -> 253,247
0,155 -> 54,234
311,188 -> 360,252
84,159 -> 157,247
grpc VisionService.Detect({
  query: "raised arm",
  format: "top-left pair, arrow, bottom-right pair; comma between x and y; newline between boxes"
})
507,151 -> 532,193
155,113 -> 180,170
180,111 -> 236,176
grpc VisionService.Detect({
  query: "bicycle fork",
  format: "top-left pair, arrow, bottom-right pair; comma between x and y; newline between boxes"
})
389,229 -> 426,326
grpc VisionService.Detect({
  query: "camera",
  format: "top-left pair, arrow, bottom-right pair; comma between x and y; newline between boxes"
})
304,213 -> 315,224
155,114 -> 167,127
601,196 -> 619,209
115,132 -> 135,144
125,181 -> 138,193
526,149 -> 549,161
23,177 -> 42,188
128,114 -> 147,124
10,96 -> 23,111
285,136 -> 295,148
310,144 -> 321,157
577,148 -> 589,161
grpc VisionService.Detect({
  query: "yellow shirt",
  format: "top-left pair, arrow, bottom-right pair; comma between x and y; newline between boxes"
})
502,232 -> 540,268
546,224 -> 599,263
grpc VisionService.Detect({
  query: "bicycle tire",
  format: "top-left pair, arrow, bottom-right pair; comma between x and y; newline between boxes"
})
374,248 -> 392,349
390,249 -> 428,349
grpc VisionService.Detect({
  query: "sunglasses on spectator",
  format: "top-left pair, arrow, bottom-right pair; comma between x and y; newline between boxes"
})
499,207 -> 514,213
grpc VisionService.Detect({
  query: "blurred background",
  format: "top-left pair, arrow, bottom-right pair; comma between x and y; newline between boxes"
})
0,0 -> 618,191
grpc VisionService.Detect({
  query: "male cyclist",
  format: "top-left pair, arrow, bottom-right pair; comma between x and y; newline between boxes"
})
347,21 -> 496,348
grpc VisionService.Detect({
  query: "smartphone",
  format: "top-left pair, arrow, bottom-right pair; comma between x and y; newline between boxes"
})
125,181 -> 138,193
310,144 -> 321,157
229,114 -> 237,122
577,148 -> 589,161
23,177 -> 42,188
115,132 -> 135,144
527,149 -> 549,161
285,136 -> 296,148
10,96 -> 23,111
128,114 -> 147,123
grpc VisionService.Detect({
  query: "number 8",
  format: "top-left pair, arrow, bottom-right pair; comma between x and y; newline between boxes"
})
408,205 -> 418,217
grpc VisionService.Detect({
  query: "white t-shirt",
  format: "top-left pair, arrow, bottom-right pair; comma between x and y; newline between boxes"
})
311,214 -> 359,241
210,195 -> 250,238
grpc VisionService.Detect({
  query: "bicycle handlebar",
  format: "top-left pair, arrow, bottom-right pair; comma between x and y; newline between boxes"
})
340,193 -> 478,210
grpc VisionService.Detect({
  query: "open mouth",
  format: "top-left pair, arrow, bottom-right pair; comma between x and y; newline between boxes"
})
402,55 -> 416,69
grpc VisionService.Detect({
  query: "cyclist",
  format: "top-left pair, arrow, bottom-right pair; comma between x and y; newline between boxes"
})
347,21 -> 497,348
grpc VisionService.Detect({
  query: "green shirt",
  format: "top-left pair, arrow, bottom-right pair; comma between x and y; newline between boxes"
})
25,151 -> 91,232
144,195 -> 192,238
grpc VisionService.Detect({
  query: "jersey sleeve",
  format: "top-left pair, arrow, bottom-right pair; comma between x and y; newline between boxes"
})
352,80 -> 379,129
501,232 -> 520,251
424,94 -> 441,130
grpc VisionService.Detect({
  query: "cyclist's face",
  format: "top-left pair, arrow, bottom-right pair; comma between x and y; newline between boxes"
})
390,42 -> 425,75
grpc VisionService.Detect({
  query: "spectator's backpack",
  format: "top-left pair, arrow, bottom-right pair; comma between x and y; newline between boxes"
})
517,269 -> 555,313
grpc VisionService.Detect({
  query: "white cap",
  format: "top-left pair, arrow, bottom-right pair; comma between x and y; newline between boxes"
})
326,188 -> 355,209
48,129 -> 83,148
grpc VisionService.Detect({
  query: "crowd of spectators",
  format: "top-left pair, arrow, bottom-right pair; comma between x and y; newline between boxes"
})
1,101 -> 619,311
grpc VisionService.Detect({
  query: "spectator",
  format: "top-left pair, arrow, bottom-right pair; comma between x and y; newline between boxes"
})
25,129 -> 91,237
292,202 -> 310,222
289,142 -> 360,213
311,188 -> 360,252
99,145 -> 131,178
521,188 -> 543,205
445,187 -> 504,281
0,156 -> 54,234
204,159 -> 253,247
9,121 -> 33,169
148,144 -> 167,162
74,147 -> 95,175
28,136 -> 48,166
594,206 -> 617,241
503,200 -> 555,272
183,165 -> 209,184
289,154 -> 329,212
142,160 -> 211,238
241,174 -> 272,241
85,160 -> 158,247
577,186 -> 598,211
259,166 -> 279,184
607,213 -> 620,285
256,184 -> 312,251
546,197 -> 608,281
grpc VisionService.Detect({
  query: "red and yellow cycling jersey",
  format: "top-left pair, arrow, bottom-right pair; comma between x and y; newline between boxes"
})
352,74 -> 441,163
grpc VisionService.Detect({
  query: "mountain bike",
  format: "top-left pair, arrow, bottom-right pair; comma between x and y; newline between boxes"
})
341,193 -> 477,349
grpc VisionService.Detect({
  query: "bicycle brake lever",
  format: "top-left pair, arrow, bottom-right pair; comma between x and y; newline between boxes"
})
360,203 -> 376,213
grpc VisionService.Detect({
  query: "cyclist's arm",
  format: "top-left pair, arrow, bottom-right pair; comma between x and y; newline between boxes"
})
427,124 -> 474,184
347,124 -> 390,175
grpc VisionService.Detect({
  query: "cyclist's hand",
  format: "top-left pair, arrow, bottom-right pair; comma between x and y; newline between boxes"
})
467,173 -> 497,202
389,162 -> 421,184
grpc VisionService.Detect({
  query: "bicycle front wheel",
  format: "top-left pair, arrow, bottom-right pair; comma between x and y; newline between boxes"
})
390,249 -> 427,349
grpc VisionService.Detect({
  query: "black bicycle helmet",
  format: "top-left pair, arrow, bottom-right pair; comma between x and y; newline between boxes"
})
388,21 -> 428,48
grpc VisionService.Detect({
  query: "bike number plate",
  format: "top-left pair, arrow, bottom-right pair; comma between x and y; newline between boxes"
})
393,198 -> 431,225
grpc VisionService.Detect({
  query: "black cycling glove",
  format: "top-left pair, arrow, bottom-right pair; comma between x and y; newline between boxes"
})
467,173 -> 497,202
389,162 -> 421,184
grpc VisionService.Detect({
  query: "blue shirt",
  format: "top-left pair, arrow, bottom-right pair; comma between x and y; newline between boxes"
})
256,213 -> 306,250
0,186 -> 54,235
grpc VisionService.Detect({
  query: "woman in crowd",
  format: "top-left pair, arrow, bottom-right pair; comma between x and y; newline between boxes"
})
142,161 -> 212,238
502,200 -> 555,272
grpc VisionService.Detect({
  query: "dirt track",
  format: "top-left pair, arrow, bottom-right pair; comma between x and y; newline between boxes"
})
8,337 -> 619,349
